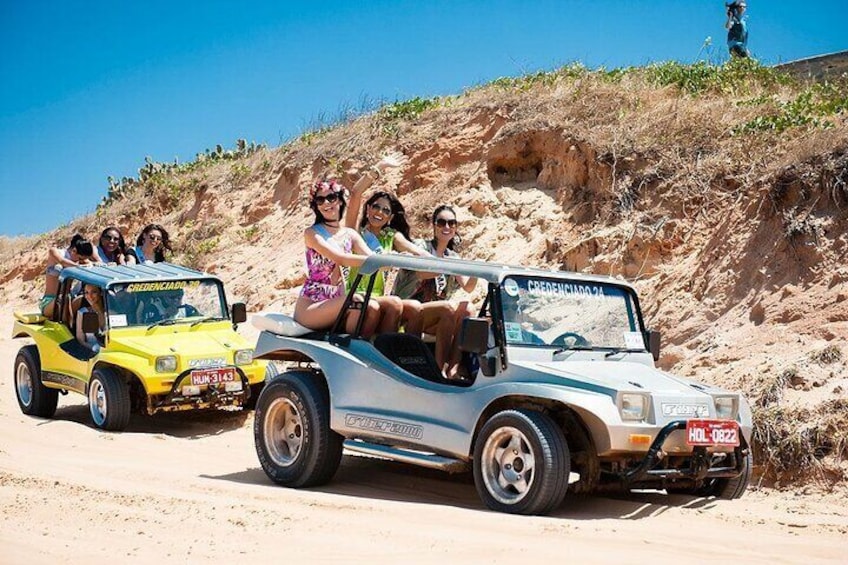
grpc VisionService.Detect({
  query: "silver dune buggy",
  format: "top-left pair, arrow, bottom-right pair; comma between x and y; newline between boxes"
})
251,254 -> 753,515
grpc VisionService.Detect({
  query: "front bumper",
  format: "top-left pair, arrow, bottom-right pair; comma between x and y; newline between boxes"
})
145,366 -> 252,414
618,420 -> 749,487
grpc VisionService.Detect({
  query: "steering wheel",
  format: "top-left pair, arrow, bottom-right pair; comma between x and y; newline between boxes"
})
178,304 -> 201,317
551,332 -> 590,348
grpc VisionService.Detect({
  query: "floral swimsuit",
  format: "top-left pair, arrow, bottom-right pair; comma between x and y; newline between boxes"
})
300,225 -> 352,303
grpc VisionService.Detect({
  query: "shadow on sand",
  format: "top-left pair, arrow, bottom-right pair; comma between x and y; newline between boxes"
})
202,453 -> 719,517
41,403 -> 250,439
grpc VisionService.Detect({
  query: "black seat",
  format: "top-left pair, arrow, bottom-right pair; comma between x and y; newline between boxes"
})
373,333 -> 446,384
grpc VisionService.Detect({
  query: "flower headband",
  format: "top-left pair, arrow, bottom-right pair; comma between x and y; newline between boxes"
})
310,179 -> 349,200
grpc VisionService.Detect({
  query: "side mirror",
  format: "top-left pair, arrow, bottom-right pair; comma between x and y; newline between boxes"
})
459,317 -> 490,354
645,330 -> 661,361
81,311 -> 100,334
231,303 -> 247,325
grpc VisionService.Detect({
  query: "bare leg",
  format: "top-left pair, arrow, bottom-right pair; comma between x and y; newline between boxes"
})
400,299 -> 423,336
345,299 -> 382,337
374,296 -> 403,333
446,301 -> 473,379
419,301 -> 456,374
294,294 -> 382,338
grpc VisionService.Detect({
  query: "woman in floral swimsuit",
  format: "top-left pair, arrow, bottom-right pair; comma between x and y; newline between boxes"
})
293,179 -> 396,336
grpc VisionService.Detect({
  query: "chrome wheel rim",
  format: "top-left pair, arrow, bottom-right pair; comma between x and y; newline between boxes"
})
89,379 -> 107,426
481,425 -> 536,505
264,397 -> 303,467
16,361 -> 33,407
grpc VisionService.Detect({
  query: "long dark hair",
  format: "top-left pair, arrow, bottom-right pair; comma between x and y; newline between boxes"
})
99,226 -> 127,260
309,179 -> 347,225
136,224 -> 172,262
69,233 -> 94,257
359,191 -> 412,240
431,204 -> 460,252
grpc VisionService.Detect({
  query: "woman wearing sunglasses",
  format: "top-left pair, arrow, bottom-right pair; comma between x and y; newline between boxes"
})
126,224 -> 172,264
293,179 -> 396,337
392,205 -> 478,379
95,226 -> 129,265
345,175 -> 464,373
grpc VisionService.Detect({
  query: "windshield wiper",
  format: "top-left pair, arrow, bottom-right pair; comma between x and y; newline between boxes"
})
604,348 -> 645,358
552,345 -> 594,356
147,319 -> 180,331
190,316 -> 226,328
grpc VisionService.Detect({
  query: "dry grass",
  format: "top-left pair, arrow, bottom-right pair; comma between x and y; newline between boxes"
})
753,399 -> 848,484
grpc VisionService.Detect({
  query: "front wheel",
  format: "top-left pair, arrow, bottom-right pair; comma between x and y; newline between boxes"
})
88,368 -> 131,431
701,450 -> 753,499
473,409 -> 569,515
254,371 -> 343,488
14,345 -> 58,418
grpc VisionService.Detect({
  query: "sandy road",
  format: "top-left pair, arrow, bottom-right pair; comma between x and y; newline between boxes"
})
1,313 -> 846,564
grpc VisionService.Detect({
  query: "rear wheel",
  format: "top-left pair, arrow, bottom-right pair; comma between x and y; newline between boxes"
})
88,368 -> 131,431
14,345 -> 59,418
473,409 -> 569,515
254,371 -> 342,488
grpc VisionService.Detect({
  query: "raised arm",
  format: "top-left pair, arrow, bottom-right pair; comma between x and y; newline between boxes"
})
344,171 -> 379,228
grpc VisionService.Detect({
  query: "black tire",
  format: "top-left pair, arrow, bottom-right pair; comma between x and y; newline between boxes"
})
14,345 -> 59,418
254,371 -> 343,488
701,449 -> 753,499
88,367 -> 131,431
473,409 -> 569,515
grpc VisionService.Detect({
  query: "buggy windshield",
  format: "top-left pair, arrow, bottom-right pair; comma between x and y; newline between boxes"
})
105,279 -> 227,328
499,275 -> 645,350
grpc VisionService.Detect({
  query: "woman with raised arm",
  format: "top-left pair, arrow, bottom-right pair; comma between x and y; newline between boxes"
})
392,205 -> 478,379
40,234 -> 98,318
293,179 -> 396,337
345,161 -> 462,375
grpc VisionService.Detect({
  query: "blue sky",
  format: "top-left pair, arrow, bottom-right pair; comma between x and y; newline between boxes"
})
1,0 -> 845,236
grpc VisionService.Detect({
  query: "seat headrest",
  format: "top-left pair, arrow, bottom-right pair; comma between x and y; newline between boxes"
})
251,312 -> 312,337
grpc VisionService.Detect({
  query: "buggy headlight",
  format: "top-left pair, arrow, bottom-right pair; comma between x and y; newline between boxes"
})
619,393 -> 649,421
234,349 -> 254,365
714,396 -> 738,420
156,355 -> 177,373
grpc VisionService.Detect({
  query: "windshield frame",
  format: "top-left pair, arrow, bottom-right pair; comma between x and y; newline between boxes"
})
104,278 -> 230,330
490,274 -> 648,354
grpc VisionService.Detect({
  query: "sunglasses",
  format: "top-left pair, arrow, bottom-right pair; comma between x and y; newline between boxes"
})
147,234 -> 162,241
434,218 -> 457,228
313,192 -> 341,206
103,235 -> 120,242
369,203 -> 392,215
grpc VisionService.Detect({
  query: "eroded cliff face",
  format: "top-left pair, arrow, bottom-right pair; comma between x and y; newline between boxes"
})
2,68 -> 846,484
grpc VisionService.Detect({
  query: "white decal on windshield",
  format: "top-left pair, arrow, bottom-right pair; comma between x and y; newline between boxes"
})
526,280 -> 605,299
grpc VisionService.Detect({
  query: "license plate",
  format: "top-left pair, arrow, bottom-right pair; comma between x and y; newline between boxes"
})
190,368 -> 236,386
686,419 -> 740,447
